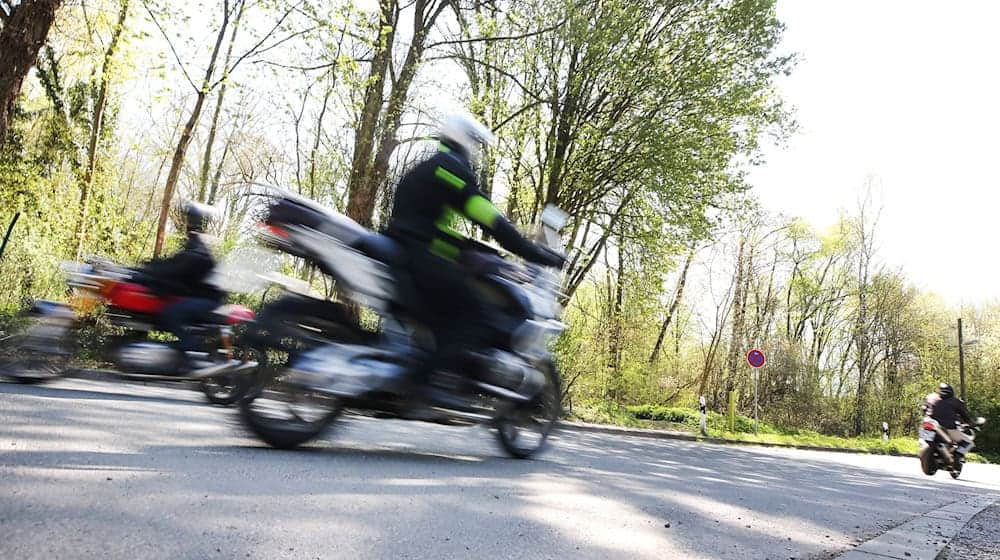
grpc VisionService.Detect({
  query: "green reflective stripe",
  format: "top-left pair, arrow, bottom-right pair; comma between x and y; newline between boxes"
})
435,166 -> 465,190
429,238 -> 460,261
435,207 -> 466,240
464,195 -> 500,228
437,142 -> 452,153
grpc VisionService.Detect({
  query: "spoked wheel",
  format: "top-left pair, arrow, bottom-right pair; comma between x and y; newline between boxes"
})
238,371 -> 343,449
199,347 -> 264,406
494,362 -> 562,459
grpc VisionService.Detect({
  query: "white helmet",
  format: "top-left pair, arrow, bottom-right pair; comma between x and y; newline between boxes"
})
438,113 -> 495,161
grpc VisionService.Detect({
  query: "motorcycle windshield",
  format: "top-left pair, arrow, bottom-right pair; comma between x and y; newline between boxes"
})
209,243 -> 287,295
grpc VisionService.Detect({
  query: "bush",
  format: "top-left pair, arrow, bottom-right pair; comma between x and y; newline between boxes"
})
968,396 -> 1000,454
624,404 -> 778,435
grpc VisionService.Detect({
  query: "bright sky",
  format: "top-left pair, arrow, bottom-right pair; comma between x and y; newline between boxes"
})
748,1 -> 1000,305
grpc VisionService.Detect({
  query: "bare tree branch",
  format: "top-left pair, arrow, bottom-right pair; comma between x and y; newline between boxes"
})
218,0 -> 305,86
426,15 -> 568,49
143,0 -> 198,92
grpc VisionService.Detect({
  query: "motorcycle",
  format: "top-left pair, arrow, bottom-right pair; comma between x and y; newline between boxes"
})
239,191 -> 567,459
0,258 -> 260,405
918,414 -> 986,479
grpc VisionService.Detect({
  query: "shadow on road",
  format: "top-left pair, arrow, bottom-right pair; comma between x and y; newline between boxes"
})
1,379 -> 998,559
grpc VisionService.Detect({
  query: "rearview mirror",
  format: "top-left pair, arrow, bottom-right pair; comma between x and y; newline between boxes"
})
976,417 -> 986,426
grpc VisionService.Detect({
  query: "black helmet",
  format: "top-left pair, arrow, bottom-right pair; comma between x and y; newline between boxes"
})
182,201 -> 216,234
938,383 -> 954,399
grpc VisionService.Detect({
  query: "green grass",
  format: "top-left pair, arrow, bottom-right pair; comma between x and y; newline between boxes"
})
565,400 -> 996,464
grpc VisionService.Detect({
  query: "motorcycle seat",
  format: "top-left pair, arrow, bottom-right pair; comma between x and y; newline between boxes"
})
353,233 -> 405,267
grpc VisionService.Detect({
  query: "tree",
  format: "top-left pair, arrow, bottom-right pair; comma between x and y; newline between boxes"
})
344,0 -> 449,228
0,0 -> 63,143
149,0 -> 300,256
75,0 -> 132,259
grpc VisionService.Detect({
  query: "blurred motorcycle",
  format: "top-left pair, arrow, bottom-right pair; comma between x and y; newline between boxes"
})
239,191 -> 567,458
918,413 -> 985,479
0,258 -> 260,405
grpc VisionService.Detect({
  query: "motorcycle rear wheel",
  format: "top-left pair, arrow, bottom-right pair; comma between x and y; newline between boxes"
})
918,446 -> 938,476
239,372 -> 343,449
494,361 -> 561,459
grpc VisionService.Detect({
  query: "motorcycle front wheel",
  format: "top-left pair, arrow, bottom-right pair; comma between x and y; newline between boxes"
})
238,370 -> 343,449
494,361 -> 561,459
199,347 -> 264,406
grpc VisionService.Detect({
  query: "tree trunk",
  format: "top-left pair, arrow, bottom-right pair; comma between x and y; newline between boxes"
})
346,0 -> 445,228
649,249 -> 694,363
198,0 -> 245,203
725,236 -> 747,394
0,0 -> 62,144
153,2 -> 230,256
75,0 -> 130,260
606,234 -> 626,401
308,82 -> 332,200
344,0 -> 397,228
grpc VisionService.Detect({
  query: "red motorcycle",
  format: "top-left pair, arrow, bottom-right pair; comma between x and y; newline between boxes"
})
0,258 -> 260,405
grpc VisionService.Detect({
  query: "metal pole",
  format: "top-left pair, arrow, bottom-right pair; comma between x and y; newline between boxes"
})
754,368 -> 759,435
753,339 -> 760,435
0,212 -> 20,261
958,318 -> 966,400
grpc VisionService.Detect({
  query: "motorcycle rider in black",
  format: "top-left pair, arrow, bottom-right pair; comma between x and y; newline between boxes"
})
930,383 -> 975,458
387,114 -> 564,416
141,202 -> 224,372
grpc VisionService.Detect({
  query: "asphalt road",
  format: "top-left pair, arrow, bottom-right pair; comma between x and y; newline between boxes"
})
1,378 -> 998,560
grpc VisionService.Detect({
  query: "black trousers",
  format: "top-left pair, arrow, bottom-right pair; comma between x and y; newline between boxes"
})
403,245 -> 486,380
158,297 -> 219,354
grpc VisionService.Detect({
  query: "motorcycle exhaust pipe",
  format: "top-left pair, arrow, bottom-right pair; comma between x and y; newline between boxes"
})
188,360 -> 258,379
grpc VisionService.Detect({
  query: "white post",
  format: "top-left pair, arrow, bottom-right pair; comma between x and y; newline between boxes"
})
699,396 -> 707,436
882,422 -> 889,442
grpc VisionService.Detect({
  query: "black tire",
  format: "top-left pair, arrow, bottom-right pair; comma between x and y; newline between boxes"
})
238,373 -> 343,449
950,460 -> 963,479
495,361 -> 561,459
198,347 -> 264,406
200,375 -> 247,406
0,329 -> 71,384
919,446 -> 938,476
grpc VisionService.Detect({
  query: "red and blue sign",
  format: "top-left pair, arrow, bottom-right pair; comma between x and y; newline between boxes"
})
746,349 -> 766,368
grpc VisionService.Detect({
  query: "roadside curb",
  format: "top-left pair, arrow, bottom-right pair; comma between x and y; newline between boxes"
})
559,420 -> 917,457
834,497 -> 998,560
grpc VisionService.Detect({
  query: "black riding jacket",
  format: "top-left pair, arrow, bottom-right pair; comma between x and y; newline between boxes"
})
931,396 -> 973,429
388,141 -> 557,266
142,233 -> 223,301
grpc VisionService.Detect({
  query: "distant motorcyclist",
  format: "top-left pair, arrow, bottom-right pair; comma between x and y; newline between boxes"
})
387,113 -> 564,415
141,202 -> 223,372
930,383 -> 975,458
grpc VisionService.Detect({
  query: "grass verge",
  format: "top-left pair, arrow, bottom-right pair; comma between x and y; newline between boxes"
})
565,400 -> 996,464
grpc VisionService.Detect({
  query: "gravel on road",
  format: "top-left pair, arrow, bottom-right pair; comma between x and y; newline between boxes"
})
939,504 -> 1000,560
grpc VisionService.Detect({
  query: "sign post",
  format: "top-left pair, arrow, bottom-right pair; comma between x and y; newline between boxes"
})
746,348 -> 766,435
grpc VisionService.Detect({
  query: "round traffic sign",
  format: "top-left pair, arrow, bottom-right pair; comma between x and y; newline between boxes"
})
746,349 -> 766,368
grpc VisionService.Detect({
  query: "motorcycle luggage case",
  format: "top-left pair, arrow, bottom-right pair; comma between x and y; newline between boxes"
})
266,197 -> 366,248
